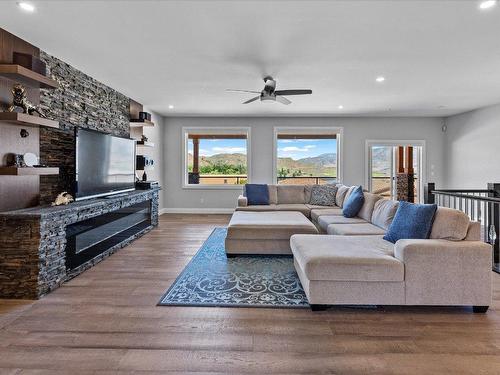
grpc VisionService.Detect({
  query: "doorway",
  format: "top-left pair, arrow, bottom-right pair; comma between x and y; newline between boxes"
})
366,141 -> 425,203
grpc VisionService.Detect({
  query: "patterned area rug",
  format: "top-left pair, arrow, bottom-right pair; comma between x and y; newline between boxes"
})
158,228 -> 309,308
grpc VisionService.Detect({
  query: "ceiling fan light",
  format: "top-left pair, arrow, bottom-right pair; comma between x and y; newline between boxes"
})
261,96 -> 276,102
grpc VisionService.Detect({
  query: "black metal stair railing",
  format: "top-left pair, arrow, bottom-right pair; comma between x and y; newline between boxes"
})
425,182 -> 500,274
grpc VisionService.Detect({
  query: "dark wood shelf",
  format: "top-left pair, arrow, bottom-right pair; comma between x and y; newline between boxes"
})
130,120 -> 154,128
0,167 -> 59,176
0,64 -> 58,89
136,141 -> 154,148
0,112 -> 59,128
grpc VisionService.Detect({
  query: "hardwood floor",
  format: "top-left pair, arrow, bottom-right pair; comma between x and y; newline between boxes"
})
1,213 -> 500,374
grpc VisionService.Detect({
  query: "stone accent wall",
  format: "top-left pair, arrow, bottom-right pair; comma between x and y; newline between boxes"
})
0,189 -> 159,299
38,51 -> 130,204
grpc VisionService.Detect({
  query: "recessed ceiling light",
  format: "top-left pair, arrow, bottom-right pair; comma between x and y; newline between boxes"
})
168,104 -> 174,109
17,2 -> 35,12
479,0 -> 497,9
376,76 -> 385,83
338,105 -> 344,109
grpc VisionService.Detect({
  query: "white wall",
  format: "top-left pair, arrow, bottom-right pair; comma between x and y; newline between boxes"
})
161,117 -> 445,211
443,103 -> 500,189
131,108 -> 165,209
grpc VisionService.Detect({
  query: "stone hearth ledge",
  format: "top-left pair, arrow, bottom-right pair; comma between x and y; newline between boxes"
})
0,188 -> 160,299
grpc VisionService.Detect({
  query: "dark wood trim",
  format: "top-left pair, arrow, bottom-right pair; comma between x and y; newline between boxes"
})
277,134 -> 337,139
0,64 -> 58,89
397,146 -> 404,174
406,146 -> 414,174
192,138 -> 199,174
0,112 -> 59,128
188,134 -> 247,140
0,167 -> 59,176
130,119 -> 154,127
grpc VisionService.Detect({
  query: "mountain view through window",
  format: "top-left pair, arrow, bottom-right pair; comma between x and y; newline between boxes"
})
277,137 -> 337,185
187,136 -> 247,185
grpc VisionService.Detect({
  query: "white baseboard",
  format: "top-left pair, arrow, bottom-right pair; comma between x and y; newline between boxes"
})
159,207 -> 235,215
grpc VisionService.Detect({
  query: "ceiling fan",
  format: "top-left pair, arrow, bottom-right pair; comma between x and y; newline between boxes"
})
226,76 -> 312,105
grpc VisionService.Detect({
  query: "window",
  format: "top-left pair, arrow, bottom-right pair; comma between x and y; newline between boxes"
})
274,127 -> 342,185
183,127 -> 250,188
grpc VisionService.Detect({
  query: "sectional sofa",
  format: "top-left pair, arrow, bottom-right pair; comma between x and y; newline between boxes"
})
230,184 -> 492,312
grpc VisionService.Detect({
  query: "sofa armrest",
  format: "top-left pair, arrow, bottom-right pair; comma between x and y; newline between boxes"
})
394,239 -> 492,306
237,195 -> 248,207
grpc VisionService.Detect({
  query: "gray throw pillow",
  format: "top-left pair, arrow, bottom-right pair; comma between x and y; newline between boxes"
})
309,185 -> 338,206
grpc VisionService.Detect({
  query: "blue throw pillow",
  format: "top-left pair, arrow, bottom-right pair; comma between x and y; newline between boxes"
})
383,201 -> 438,244
342,186 -> 365,218
244,184 -> 270,205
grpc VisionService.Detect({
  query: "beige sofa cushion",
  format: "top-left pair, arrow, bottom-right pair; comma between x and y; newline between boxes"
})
465,221 -> 481,241
371,199 -> 399,230
291,235 -> 403,282
268,185 -> 278,205
304,185 -> 313,203
307,204 -> 338,210
274,204 -> 311,217
358,192 -> 382,221
335,185 -> 349,207
327,223 -> 386,236
310,207 -> 343,222
277,185 -> 305,204
235,205 -> 277,212
317,215 -> 367,232
430,207 -> 470,241
227,211 -> 318,240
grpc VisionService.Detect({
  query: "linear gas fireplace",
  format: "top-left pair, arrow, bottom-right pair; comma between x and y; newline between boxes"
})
65,201 -> 151,271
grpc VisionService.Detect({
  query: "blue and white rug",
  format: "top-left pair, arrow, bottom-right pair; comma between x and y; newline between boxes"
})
158,228 -> 309,308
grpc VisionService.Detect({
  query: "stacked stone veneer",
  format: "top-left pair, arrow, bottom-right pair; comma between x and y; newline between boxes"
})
396,173 -> 415,203
38,51 -> 131,205
0,189 -> 159,299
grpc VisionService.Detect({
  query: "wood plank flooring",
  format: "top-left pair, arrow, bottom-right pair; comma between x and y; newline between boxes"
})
0,213 -> 499,374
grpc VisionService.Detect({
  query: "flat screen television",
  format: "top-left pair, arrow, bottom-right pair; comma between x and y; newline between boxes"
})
74,128 -> 136,200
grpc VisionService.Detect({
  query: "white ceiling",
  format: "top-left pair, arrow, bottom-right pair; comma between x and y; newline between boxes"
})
1,0 -> 500,117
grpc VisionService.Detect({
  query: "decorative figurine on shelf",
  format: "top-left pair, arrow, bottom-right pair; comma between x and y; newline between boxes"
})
141,134 -> 148,142
51,192 -> 74,206
8,84 -> 46,117
7,153 -> 25,167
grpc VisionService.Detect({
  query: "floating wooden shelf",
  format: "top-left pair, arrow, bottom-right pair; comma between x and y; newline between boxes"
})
130,119 -> 154,127
136,141 -> 154,148
0,64 -> 58,89
0,167 -> 60,176
0,112 -> 59,128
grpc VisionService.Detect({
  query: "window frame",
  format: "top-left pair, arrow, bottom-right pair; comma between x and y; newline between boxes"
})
272,126 -> 343,185
182,126 -> 251,190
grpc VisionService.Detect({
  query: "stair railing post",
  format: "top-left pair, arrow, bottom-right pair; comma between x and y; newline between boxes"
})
487,183 -> 500,268
425,182 -> 435,204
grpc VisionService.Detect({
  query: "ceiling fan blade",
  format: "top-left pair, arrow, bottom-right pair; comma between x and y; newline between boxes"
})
226,89 -> 261,94
276,95 -> 291,105
274,89 -> 312,96
243,96 -> 260,104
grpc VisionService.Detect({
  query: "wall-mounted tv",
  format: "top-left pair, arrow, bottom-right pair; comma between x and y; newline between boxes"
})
74,128 -> 136,201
